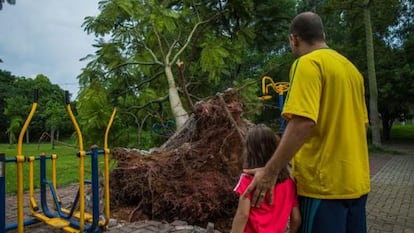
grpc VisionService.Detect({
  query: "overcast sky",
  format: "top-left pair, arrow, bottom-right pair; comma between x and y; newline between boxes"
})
0,1 -> 100,98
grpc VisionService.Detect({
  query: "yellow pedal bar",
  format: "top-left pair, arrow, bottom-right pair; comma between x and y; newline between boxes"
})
31,211 -> 81,233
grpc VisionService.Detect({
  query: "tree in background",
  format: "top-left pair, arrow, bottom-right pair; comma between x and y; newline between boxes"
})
0,0 -> 15,10
31,74 -> 72,146
4,78 -> 33,144
43,99 -> 70,149
4,97 -> 26,145
0,70 -> 16,142
363,0 -> 381,146
1,71 -> 72,146
376,0 -> 414,140
75,81 -> 114,147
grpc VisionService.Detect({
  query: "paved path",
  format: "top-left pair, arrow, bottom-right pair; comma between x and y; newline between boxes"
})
367,154 -> 414,233
4,145 -> 414,233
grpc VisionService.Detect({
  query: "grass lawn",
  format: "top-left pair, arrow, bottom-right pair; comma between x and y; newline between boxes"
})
367,124 -> 414,153
390,124 -> 414,141
0,143 -> 110,194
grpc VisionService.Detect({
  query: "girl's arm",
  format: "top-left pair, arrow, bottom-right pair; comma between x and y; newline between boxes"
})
231,196 -> 251,233
289,206 -> 301,233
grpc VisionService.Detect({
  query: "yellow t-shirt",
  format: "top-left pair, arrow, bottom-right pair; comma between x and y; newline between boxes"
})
282,48 -> 370,199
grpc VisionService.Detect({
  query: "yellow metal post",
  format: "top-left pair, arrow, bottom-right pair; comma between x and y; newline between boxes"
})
103,105 -> 117,226
28,156 -> 39,211
65,91 -> 86,232
16,90 -> 38,233
15,155 -> 25,233
51,154 -> 57,188
51,153 -> 62,205
258,76 -> 290,134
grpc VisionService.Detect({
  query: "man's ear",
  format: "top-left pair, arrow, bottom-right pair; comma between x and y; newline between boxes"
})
290,34 -> 299,47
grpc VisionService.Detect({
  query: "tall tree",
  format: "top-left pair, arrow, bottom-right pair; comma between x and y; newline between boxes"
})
363,0 -> 381,146
0,70 -> 16,141
79,0 -> 295,133
81,0 -> 225,129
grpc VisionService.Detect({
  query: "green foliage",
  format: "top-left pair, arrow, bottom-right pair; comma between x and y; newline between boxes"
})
233,78 -> 264,122
76,83 -> 113,147
0,70 -> 76,146
0,70 -> 16,141
200,39 -> 231,81
77,0 -> 298,147
6,117 -> 23,143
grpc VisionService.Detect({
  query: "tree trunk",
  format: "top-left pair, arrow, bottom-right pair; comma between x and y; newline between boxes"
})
364,4 -> 382,147
25,129 -> 30,144
9,133 -> 14,145
381,110 -> 392,141
380,108 -> 395,141
51,128 -> 55,149
165,64 -> 189,129
176,60 -> 195,112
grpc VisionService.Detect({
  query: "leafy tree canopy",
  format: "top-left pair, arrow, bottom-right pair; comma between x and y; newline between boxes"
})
77,0 -> 296,147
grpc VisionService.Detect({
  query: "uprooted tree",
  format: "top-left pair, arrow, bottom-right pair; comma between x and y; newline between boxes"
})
109,88 -> 253,230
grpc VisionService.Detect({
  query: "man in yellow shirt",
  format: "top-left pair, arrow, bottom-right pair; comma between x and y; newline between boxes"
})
243,12 -> 370,233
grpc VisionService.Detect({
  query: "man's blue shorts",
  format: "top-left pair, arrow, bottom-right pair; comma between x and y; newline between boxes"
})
298,194 -> 368,233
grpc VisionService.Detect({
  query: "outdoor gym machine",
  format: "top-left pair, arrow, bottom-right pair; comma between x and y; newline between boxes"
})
258,76 -> 290,134
1,89 -> 117,233
1,90 -> 42,232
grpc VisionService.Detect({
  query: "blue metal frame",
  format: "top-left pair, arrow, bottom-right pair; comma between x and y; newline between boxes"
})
36,148 -> 104,232
1,155 -> 40,233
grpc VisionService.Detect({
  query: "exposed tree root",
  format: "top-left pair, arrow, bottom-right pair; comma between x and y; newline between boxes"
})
110,88 -> 253,232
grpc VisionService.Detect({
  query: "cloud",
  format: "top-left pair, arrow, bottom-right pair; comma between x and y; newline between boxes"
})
0,0 -> 99,97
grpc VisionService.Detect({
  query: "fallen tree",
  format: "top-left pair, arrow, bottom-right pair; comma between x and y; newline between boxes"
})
109,88 -> 253,231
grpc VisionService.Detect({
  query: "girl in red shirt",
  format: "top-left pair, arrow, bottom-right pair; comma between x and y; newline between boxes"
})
231,124 -> 301,233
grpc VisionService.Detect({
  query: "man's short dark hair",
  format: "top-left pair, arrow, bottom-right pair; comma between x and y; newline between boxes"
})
290,12 -> 325,44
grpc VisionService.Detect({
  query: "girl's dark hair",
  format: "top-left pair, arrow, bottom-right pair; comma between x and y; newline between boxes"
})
243,124 -> 290,183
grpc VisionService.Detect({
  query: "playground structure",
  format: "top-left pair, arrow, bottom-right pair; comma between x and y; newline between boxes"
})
258,76 -> 290,134
0,90 -> 117,233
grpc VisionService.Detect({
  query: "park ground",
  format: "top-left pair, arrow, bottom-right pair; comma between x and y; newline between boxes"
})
3,141 -> 414,233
